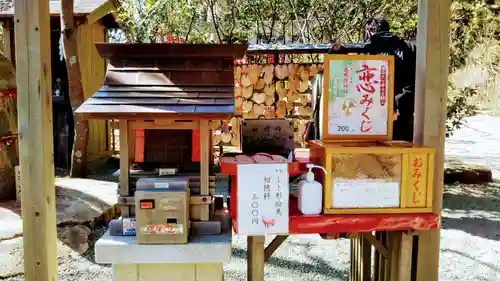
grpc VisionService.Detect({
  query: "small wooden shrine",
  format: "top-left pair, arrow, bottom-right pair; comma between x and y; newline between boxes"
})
76,43 -> 246,217
75,43 -> 247,280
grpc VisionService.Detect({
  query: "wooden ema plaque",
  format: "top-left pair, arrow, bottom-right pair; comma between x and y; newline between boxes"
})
241,119 -> 294,158
309,140 -> 435,214
322,54 -> 395,142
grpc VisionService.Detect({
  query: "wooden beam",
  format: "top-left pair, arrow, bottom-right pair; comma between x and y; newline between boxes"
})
199,120 -> 210,196
14,0 -> 58,280
119,120 -> 130,197
127,122 -> 136,164
413,0 -> 452,281
264,235 -> 288,261
129,120 -> 200,130
363,232 -> 389,258
360,236 -> 371,281
2,20 -> 12,61
86,0 -> 117,24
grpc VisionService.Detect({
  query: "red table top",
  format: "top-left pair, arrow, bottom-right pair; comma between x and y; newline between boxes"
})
222,149 -> 440,234
287,196 -> 439,234
230,196 -> 440,234
219,153 -> 304,176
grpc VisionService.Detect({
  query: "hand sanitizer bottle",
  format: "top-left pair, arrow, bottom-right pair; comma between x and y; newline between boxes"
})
298,164 -> 328,215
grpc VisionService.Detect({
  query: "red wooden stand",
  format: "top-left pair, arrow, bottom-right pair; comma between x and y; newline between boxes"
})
219,151 -> 440,235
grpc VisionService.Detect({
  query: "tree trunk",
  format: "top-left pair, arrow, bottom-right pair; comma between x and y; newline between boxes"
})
60,0 -> 88,177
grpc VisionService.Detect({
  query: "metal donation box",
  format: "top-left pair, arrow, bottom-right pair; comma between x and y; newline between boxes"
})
135,178 -> 190,244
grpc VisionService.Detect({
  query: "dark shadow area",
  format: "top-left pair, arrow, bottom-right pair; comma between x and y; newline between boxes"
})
86,156 -> 120,183
441,216 -> 500,241
442,183 -> 500,241
231,247 -> 349,278
443,182 -> 500,212
80,225 -> 112,267
56,156 -> 120,183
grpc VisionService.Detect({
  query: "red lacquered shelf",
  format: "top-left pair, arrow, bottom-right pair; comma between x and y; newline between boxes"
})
221,150 -> 440,235
230,196 -> 440,234
286,196 -> 440,234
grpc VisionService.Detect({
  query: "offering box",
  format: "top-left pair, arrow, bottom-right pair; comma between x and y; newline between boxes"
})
309,140 -> 435,214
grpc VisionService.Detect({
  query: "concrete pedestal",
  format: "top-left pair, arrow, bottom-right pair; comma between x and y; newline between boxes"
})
95,231 -> 231,281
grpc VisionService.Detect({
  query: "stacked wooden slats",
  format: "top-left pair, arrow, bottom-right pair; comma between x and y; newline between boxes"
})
212,62 -> 322,148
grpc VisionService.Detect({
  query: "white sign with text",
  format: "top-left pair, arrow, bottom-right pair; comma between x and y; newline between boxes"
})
332,178 -> 400,208
237,163 -> 289,235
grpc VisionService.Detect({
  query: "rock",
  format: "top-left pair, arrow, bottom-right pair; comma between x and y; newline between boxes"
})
444,157 -> 493,184
55,178 -> 118,225
0,237 -> 23,278
59,225 -> 92,254
0,201 -> 22,241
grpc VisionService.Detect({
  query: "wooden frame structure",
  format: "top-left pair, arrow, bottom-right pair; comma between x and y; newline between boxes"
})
4,1 -> 119,164
75,43 -> 246,224
14,0 -> 450,280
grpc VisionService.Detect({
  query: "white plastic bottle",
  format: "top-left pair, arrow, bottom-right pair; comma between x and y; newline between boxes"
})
298,164 -> 328,215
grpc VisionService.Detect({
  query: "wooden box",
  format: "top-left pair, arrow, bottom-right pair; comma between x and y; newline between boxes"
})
309,140 -> 435,214
135,185 -> 189,244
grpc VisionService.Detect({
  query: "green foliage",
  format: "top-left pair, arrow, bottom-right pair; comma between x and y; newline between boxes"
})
449,1 -> 500,72
115,0 -> 207,43
114,0 -> 420,44
446,86 -> 478,137
114,0 -> 499,137
446,1 -> 500,135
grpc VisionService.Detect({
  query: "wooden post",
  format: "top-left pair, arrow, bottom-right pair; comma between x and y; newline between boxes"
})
200,120 -> 210,196
119,120 -> 130,195
413,0 -> 452,280
248,236 -> 265,281
14,0 -> 58,280
61,0 -> 89,178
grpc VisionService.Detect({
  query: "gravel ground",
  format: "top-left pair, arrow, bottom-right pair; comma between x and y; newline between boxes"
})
4,181 -> 499,281
3,114 -> 500,281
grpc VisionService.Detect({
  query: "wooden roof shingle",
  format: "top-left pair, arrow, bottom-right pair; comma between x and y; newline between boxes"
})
75,43 -> 248,120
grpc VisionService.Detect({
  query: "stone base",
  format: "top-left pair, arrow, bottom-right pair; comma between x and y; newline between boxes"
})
113,263 -> 223,281
444,157 -> 493,184
96,230 -> 231,281
95,230 -> 231,264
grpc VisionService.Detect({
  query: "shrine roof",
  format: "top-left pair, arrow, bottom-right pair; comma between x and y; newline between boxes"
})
75,43 -> 247,120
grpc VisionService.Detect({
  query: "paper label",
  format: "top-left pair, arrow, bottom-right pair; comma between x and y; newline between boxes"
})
332,178 -> 400,208
122,218 -> 136,236
154,182 -> 169,188
141,224 -> 183,235
326,58 -> 390,136
158,168 -> 177,176
237,163 -> 289,235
